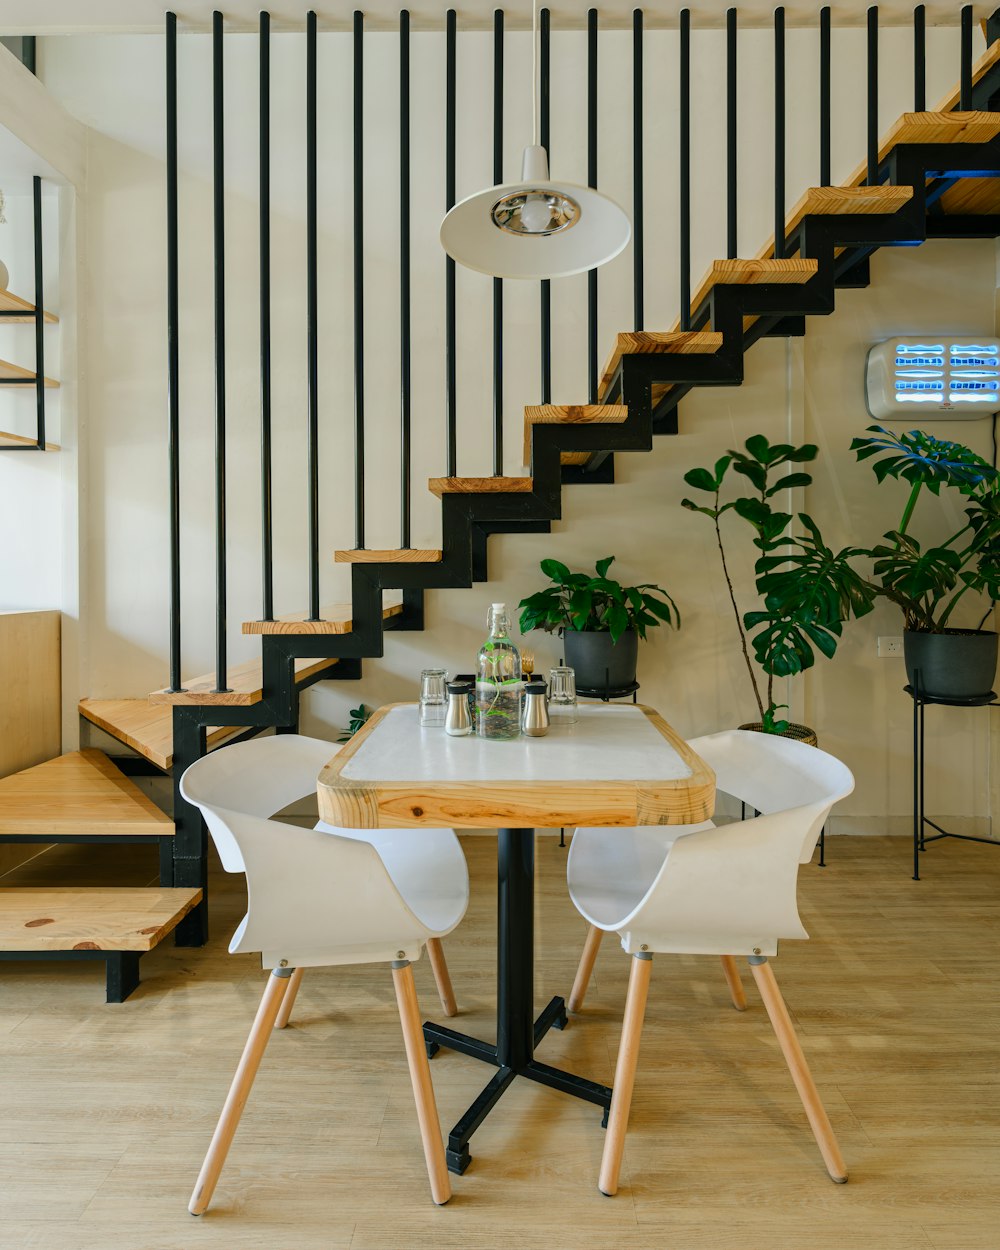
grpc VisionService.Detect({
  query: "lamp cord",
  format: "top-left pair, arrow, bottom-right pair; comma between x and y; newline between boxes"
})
532,0 -> 539,147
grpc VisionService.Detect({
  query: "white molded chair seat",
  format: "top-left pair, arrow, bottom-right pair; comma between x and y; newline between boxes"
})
564,730 -> 854,1196
179,733 -> 469,1210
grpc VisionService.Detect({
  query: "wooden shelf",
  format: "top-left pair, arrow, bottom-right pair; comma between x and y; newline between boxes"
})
0,357 -> 59,387
0,289 -> 58,323
0,428 -> 59,451
148,655 -> 339,707
0,750 -> 174,839
242,599 -> 404,636
79,699 -> 242,772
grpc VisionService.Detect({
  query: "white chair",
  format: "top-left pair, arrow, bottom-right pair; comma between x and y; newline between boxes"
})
565,729 -> 854,1196
179,733 -> 469,1210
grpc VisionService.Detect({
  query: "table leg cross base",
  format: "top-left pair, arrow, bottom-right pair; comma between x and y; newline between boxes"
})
423,995 -> 612,1175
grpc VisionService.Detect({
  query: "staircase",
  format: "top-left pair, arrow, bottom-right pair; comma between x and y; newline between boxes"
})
79,45 -> 1000,948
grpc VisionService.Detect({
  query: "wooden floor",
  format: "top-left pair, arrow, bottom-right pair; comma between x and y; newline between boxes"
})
1,833 -> 998,1250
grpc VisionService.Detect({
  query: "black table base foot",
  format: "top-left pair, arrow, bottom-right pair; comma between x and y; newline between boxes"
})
425,996 -> 611,1174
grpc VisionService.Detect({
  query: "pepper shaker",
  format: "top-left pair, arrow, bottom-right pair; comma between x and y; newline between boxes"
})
521,680 -> 550,736
445,681 -> 473,736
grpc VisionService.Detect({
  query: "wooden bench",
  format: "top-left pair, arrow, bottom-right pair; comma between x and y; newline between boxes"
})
0,887 -> 203,1001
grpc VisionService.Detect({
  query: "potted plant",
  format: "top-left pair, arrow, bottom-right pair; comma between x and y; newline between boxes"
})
682,434 -> 875,737
517,556 -> 680,693
852,425 -> 1000,699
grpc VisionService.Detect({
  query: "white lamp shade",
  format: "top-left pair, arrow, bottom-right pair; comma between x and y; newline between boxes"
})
440,146 -> 631,280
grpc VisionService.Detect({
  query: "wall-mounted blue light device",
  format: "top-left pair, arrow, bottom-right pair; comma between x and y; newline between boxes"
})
865,337 -> 1000,420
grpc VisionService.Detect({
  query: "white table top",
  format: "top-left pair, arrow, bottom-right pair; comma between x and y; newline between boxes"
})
318,702 -> 715,831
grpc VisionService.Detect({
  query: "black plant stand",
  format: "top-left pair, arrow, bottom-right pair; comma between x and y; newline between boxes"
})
906,681 -> 999,880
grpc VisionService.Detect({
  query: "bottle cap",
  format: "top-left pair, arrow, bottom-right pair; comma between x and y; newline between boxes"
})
491,602 -> 506,612
525,680 -> 547,694
448,680 -> 472,693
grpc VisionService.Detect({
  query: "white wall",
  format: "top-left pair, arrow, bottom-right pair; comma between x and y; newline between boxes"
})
32,22 -> 999,826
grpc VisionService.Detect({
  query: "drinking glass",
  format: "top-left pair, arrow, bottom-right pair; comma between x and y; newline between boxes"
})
548,666 -> 578,724
419,668 -> 448,727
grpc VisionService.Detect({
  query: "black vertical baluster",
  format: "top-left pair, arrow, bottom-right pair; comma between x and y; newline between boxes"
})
914,5 -> 926,111
633,8 -> 644,332
32,177 -> 45,452
587,8 -> 598,403
820,7 -> 831,186
774,6 -> 785,259
306,11 -> 319,613
353,10 -> 365,551
540,7 -> 551,403
212,10 -> 229,690
400,11 -> 411,544
493,9 -> 504,476
445,9 -> 457,478
259,11 -> 273,621
679,8 -> 691,330
867,6 -> 878,185
726,7 -> 737,258
166,12 -> 182,691
960,5 -> 973,110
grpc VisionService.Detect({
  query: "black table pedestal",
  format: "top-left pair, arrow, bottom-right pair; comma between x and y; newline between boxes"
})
422,827 -> 612,1175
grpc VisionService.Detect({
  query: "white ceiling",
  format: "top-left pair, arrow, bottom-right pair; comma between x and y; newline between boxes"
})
0,1 -> 990,33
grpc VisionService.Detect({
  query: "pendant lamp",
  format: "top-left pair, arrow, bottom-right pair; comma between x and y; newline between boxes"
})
439,2 -> 631,280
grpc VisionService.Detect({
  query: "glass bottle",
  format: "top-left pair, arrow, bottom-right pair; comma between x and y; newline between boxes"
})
476,602 -> 523,740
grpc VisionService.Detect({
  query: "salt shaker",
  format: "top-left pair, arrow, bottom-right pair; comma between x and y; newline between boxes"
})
521,680 -> 550,737
445,681 -> 473,736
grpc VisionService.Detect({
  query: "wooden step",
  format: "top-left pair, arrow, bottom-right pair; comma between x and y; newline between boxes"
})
78,700 -> 241,772
845,111 -> 1000,191
0,428 -> 59,451
0,289 -> 58,323
149,655 -> 338,707
428,476 -> 533,498
0,358 -> 59,387
598,331 -> 724,402
0,886 -> 203,1001
755,185 -> 914,262
523,404 -> 628,467
0,750 -> 173,840
937,176 -> 1000,216
242,599 -> 404,636
334,548 -> 442,563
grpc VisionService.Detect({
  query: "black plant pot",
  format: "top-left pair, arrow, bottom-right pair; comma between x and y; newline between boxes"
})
562,629 -> 639,694
904,628 -> 999,700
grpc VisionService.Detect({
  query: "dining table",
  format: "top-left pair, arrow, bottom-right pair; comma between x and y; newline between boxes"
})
316,699 -> 714,1175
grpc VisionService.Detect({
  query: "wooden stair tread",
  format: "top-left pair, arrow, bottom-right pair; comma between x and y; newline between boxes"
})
428,476 -> 533,498
78,699 -> 240,771
0,428 -> 59,450
0,750 -> 173,838
0,289 -> 58,323
334,548 -> 442,563
845,111 -> 1000,191
0,887 -> 203,952
0,358 -> 59,387
598,331 -> 723,400
755,185 -> 914,261
523,403 -> 628,466
149,655 -> 338,707
242,599 -> 403,636
937,177 -> 1000,216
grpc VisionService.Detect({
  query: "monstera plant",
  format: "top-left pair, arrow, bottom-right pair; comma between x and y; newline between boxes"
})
852,425 -> 1000,698
683,434 -> 875,735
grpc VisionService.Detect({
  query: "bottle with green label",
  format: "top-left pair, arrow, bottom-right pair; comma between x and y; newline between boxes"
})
475,602 -> 523,740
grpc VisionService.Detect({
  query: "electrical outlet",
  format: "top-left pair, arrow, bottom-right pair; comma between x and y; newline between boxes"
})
877,636 -> 904,658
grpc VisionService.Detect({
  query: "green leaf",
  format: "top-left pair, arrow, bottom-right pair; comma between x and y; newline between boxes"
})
765,472 -> 813,496
743,434 -> 772,463
595,555 -> 615,577
681,498 -> 720,518
540,558 -> 571,583
732,458 -> 768,493
682,467 -> 718,493
606,601 -> 629,643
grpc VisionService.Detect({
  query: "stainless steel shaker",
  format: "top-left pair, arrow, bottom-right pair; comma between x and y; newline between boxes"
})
521,680 -> 550,736
445,681 -> 473,736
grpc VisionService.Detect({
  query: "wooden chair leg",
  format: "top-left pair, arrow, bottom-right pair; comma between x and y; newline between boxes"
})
274,966 -> 304,1029
391,961 -> 452,1205
568,924 -> 604,1014
189,968 -> 289,1215
598,952 -> 652,1197
749,958 -> 848,1183
720,955 -> 747,1011
425,937 -> 457,1018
